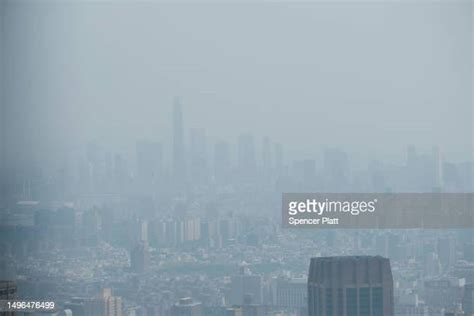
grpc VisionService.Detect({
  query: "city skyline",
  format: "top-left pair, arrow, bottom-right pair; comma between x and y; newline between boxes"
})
0,1 -> 472,316
1,1 -> 472,168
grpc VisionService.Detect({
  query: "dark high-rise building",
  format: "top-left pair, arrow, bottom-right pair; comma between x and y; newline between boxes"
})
0,281 -> 16,299
308,256 -> 394,316
172,97 -> 186,186
0,281 -> 17,316
463,283 -> 474,316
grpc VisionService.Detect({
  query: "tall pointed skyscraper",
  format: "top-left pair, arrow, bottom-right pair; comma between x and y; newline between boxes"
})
172,97 -> 186,186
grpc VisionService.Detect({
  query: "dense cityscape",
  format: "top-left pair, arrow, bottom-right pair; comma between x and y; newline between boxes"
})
1,0 -> 472,315
0,101 -> 473,316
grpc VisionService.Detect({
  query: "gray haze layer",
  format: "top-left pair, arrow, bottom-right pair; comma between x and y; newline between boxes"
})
1,1 -> 473,168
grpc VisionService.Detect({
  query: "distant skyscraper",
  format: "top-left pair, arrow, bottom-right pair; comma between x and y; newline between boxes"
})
293,159 -> 316,191
172,98 -> 186,186
323,148 -> 350,192
262,137 -> 272,173
424,277 -> 464,314
308,256 -> 394,316
273,277 -> 307,309
237,133 -> 256,180
130,219 -> 148,244
84,288 -> 123,316
130,241 -> 150,273
86,141 -> 105,193
424,252 -> 442,277
437,236 -> 456,272
432,146 -> 444,190
113,154 -> 128,193
136,141 -> 162,188
214,141 -> 231,184
225,307 -> 243,316
189,128 -> 207,184
230,263 -> 263,306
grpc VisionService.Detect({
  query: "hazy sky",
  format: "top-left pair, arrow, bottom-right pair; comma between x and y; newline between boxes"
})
2,0 -> 473,166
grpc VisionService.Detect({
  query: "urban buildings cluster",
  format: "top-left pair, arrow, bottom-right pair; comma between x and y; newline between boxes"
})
0,101 -> 473,316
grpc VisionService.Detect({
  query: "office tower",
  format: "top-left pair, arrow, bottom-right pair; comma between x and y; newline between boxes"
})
241,294 -> 265,316
0,281 -> 16,299
431,146 -> 443,190
273,277 -> 307,309
183,217 -> 201,242
463,283 -> 474,316
130,219 -> 148,244
237,133 -> 256,180
308,256 -> 394,316
172,98 -> 186,186
113,154 -> 128,193
214,141 -> 231,184
130,240 -> 150,273
200,219 -> 219,248
0,258 -> 16,281
0,76 -> 5,207
368,160 -> 387,192
323,148 -> 350,192
454,261 -> 474,285
171,297 -> 202,316
463,241 -> 474,262
424,252 -> 442,277
394,292 -> 428,316
424,277 -> 464,314
0,281 -> 16,316
230,264 -> 263,306
189,128 -> 208,184
86,141 -> 105,193
219,218 -> 238,245
262,137 -> 272,174
82,208 -> 100,246
437,236 -> 456,272
225,307 -> 243,316
136,141 -> 162,188
275,143 -> 283,172
84,288 -> 123,316
293,159 -> 317,191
